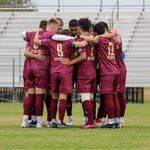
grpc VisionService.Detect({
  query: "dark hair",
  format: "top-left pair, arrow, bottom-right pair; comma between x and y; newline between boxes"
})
39,20 -> 48,30
94,23 -> 105,35
98,21 -> 109,30
69,19 -> 79,27
78,18 -> 91,32
61,29 -> 71,36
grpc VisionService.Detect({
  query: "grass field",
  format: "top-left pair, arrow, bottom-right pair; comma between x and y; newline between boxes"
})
0,99 -> 150,150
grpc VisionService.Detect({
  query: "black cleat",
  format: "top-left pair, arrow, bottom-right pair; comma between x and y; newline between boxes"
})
52,122 -> 58,128
115,123 -> 121,128
57,122 -> 68,128
103,123 -> 116,129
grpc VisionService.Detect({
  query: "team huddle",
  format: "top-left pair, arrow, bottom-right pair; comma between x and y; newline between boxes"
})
21,17 -> 127,129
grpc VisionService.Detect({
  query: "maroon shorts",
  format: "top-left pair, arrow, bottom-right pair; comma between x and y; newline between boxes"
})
100,74 -> 120,94
51,73 -> 73,94
119,68 -> 127,93
77,77 -> 97,93
26,68 -> 49,89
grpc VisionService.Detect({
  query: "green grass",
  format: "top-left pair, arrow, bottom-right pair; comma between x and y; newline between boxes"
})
0,102 -> 150,150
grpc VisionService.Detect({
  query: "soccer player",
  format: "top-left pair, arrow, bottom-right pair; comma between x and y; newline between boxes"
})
21,20 -> 48,128
63,18 -> 97,128
69,19 -> 79,37
112,33 -> 127,127
34,28 -> 88,128
65,19 -> 80,126
80,22 -> 120,128
56,17 -> 64,34
96,21 -> 126,127
21,18 -> 60,128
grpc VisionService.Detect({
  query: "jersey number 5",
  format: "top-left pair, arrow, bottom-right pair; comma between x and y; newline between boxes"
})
57,43 -> 64,57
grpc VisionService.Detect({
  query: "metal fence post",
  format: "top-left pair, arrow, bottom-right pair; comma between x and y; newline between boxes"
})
117,0 -> 119,21
142,0 -> 145,11
99,0 -> 103,12
12,58 -> 15,102
57,0 -> 60,12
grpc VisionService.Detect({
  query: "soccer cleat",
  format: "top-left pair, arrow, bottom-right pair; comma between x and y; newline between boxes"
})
102,123 -> 116,129
115,123 -> 121,128
51,119 -> 58,128
66,121 -> 73,126
28,121 -> 37,128
21,120 -> 28,128
57,122 -> 69,128
94,119 -> 103,128
120,122 -> 124,128
36,123 -> 43,128
44,121 -> 51,128
80,122 -> 96,129
57,120 -> 69,128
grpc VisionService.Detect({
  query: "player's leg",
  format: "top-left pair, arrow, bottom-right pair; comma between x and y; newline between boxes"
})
22,68 -> 35,128
51,92 -> 59,127
57,74 -> 73,128
118,68 -> 127,126
45,87 -> 52,128
100,75 -> 116,128
91,77 -> 97,120
50,73 -> 59,127
22,88 -> 35,127
113,74 -> 120,128
80,93 -> 96,128
57,93 -> 68,128
66,67 -> 77,125
34,69 -> 48,128
35,87 -> 45,128
78,78 -> 96,128
96,94 -> 106,127
66,94 -> 73,126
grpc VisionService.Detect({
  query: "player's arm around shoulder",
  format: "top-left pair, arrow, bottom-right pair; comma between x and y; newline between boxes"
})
79,35 -> 97,44
34,29 -> 42,45
24,47 -> 46,61
72,40 -> 88,48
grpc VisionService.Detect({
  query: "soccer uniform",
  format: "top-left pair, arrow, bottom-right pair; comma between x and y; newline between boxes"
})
26,31 -> 54,90
114,33 -> 127,124
41,39 -> 76,94
96,37 -> 120,126
77,41 -> 96,94
96,37 -> 120,94
114,34 -> 127,93
22,30 -> 54,127
41,38 -> 76,125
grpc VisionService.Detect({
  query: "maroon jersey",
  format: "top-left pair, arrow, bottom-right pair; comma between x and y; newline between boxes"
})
77,39 -> 96,79
41,39 -> 75,75
114,33 -> 126,69
96,37 -> 119,75
26,31 -> 54,70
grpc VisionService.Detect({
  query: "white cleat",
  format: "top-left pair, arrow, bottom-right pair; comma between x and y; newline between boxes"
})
36,123 -> 43,128
66,121 -> 73,126
21,121 -> 28,128
45,121 -> 51,128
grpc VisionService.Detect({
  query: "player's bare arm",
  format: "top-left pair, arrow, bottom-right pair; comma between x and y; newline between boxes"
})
95,32 -> 114,39
24,48 -> 46,61
72,40 -> 88,48
34,29 -> 42,45
79,35 -> 97,44
62,52 -> 86,66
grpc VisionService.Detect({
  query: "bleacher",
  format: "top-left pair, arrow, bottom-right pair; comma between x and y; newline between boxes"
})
0,10 -> 149,91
